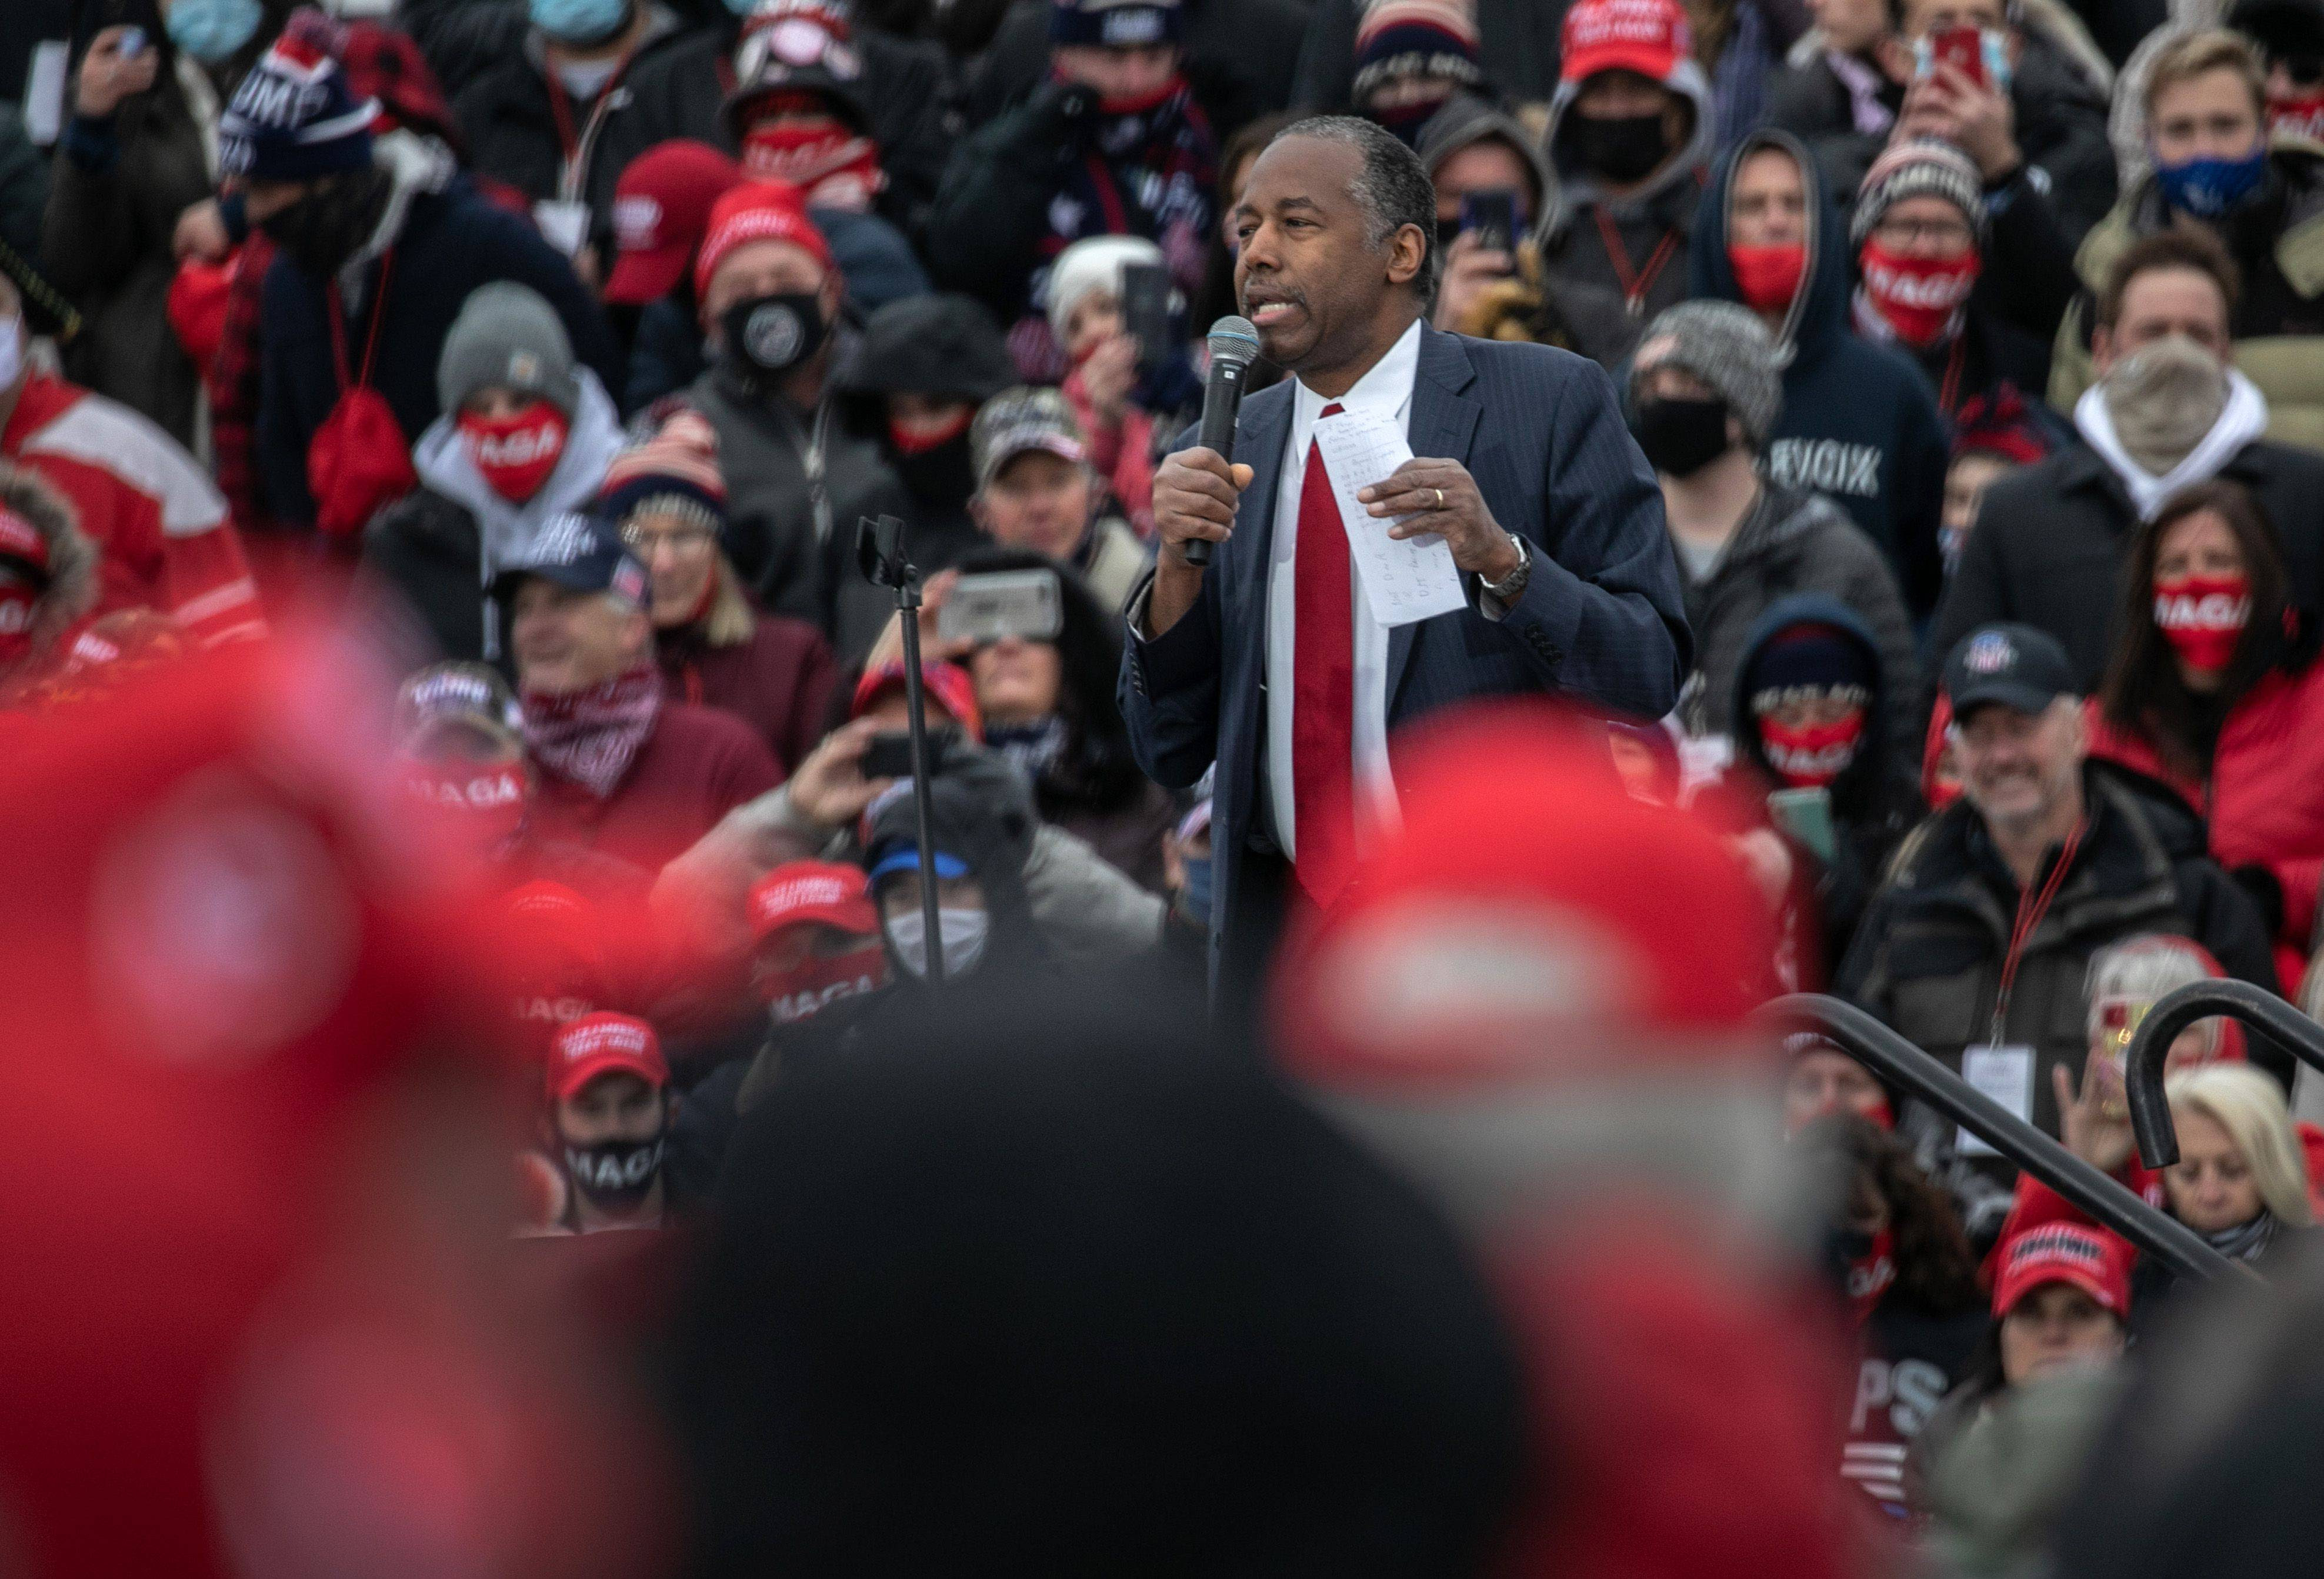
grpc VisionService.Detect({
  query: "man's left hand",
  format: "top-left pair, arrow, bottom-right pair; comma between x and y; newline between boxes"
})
1359,457 -> 1522,581
1898,62 -> 2020,182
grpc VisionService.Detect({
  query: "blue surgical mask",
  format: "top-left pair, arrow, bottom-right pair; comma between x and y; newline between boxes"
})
165,0 -> 264,64
720,0 -> 757,14
529,0 -> 631,46
1177,853 -> 1213,928
2154,146 -> 2269,218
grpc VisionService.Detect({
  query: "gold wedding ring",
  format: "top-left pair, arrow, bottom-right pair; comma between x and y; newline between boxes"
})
1432,487 -> 1446,509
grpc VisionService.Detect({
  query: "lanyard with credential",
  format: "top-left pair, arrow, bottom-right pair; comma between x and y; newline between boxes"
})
545,58 -> 635,204
1988,820 -> 2084,1046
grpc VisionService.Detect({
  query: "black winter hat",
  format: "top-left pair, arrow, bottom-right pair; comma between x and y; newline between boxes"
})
839,292 -> 1019,403
666,977 -> 1529,1577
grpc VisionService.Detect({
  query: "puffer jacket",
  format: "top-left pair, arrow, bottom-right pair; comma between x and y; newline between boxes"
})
1835,760 -> 2282,1184
2050,145 -> 2324,451
1679,479 -> 1919,770
2088,655 -> 2324,987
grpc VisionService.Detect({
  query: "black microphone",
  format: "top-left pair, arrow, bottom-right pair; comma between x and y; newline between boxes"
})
1184,315 -> 1261,568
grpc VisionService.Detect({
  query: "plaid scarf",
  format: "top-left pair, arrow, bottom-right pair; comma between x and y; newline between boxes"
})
522,665 -> 663,799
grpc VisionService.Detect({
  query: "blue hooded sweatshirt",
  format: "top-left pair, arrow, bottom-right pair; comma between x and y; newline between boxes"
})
1688,129 -> 1951,622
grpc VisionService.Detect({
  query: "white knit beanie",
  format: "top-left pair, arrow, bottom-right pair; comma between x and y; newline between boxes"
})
1044,234 -> 1168,343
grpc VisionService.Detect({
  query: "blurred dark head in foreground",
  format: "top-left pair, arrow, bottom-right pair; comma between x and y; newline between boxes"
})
665,978 -> 1528,1578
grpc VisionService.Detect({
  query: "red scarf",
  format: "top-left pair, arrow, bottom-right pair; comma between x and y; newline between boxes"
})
2153,572 -> 2250,674
458,399 -> 569,503
741,114 -> 885,212
1857,240 -> 1979,348
521,665 -> 662,799
887,407 -> 973,454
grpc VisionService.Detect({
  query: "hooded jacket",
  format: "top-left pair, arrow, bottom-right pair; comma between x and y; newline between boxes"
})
2049,145 -> 2324,452
1417,94 -> 1641,370
254,136 -> 623,532
1536,58 -> 1716,328
1681,482 -> 1918,759
0,461 -> 99,695
1726,594 -> 1925,964
360,367 -> 629,665
863,744 -> 1047,985
1689,129 -> 1952,618
1835,759 -> 2281,1184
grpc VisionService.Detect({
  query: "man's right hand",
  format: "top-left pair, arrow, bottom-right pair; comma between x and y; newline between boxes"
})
787,718 -> 898,831
1432,231 -> 1515,335
1146,446 -> 1252,636
76,26 -> 158,119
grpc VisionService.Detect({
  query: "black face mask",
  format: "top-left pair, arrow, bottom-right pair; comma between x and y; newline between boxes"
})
261,165 -> 393,280
888,430 -> 976,507
721,291 -> 828,380
564,1135 -> 665,1213
1629,395 -> 1732,477
1570,111 -> 1673,185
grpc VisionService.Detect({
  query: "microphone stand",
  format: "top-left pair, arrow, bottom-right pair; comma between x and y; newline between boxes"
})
858,515 -> 945,983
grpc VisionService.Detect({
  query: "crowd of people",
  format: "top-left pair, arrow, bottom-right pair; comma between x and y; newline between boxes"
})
15,0 -> 2324,1571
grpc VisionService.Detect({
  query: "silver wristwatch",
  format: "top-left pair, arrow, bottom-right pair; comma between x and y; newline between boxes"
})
1479,533 -> 1532,604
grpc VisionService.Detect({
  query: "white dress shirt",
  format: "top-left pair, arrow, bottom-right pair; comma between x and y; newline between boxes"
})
1265,318 -> 1422,859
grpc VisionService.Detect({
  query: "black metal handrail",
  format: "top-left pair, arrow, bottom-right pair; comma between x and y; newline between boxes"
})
2123,978 -> 2324,1171
1762,994 -> 2243,1285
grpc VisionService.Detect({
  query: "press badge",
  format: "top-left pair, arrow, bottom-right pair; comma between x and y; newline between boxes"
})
1958,1044 -> 2035,1158
532,199 -> 590,257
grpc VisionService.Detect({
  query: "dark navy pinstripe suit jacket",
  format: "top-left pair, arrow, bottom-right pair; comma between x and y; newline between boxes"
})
1119,322 -> 1691,978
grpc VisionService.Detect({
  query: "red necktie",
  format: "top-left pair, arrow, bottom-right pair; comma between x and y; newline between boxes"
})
1292,402 -> 1355,905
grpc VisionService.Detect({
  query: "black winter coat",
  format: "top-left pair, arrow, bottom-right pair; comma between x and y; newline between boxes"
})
1764,34 -> 2116,243
1930,438 -> 2324,692
450,9 -> 699,258
965,0 -> 1303,144
1836,761 -> 2284,1182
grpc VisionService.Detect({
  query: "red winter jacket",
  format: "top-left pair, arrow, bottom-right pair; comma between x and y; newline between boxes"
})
2,372 -> 264,646
526,701 -> 782,875
2085,670 -> 2324,986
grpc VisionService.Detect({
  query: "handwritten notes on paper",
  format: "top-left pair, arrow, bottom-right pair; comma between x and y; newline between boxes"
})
1311,407 -> 1467,628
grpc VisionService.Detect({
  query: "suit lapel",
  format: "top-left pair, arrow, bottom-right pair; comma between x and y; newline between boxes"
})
1226,387 -> 1293,638
1387,328 -> 1482,714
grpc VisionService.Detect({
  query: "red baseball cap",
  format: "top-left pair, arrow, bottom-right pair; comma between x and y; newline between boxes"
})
849,658 -> 984,742
1273,701 -> 1778,1087
605,140 -> 742,307
1559,0 -> 1691,85
546,1012 -> 669,1103
693,180 -> 834,302
748,860 -> 879,941
1990,1224 -> 2135,1320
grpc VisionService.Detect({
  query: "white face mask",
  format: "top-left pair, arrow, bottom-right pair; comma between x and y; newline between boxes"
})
0,314 -> 22,393
886,907 -> 991,980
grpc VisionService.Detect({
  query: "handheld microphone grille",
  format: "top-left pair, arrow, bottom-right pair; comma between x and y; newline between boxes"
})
1208,315 -> 1260,367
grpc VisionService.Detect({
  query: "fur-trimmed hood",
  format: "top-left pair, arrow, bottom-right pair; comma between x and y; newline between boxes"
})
0,461 -> 99,663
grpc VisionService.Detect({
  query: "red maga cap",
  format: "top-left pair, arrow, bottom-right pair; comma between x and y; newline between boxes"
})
546,1012 -> 669,1102
1992,1222 -> 2135,1320
1560,0 -> 1691,84
749,860 -> 878,941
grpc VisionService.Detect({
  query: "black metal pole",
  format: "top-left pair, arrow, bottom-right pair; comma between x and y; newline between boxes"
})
2123,978 -> 2324,1171
879,518 -> 945,986
1761,995 -> 2248,1286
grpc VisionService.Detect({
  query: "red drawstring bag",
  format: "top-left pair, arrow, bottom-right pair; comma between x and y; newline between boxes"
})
307,251 -> 417,541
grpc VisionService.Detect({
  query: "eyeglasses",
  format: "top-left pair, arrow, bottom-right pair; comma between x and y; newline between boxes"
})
1872,216 -> 1976,250
621,522 -> 717,555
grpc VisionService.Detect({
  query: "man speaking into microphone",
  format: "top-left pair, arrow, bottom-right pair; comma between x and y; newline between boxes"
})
1119,115 -> 1689,1001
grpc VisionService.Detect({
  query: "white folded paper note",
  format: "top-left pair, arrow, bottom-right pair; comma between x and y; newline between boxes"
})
1311,407 -> 1467,627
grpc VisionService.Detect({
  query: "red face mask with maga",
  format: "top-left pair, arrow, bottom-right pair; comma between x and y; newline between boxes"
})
1758,708 -> 1866,788
458,399 -> 569,504
741,108 -> 885,212
1859,239 -> 1980,347
1728,242 -> 1806,312
2273,90 -> 2324,145
2154,572 -> 2250,674
401,761 -> 529,859
759,943 -> 887,1025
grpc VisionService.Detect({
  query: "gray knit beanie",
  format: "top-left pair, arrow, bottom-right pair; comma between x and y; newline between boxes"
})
436,282 -> 581,419
1629,301 -> 1783,449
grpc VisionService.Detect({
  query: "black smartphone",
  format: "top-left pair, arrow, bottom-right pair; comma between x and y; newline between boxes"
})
1119,260 -> 1173,378
1459,188 -> 1521,255
862,728 -> 953,781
